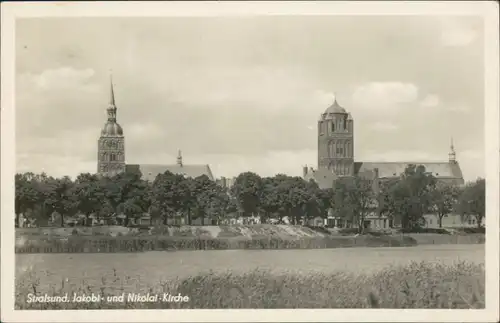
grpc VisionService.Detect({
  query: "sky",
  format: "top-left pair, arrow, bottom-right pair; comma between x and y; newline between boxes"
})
15,16 -> 485,181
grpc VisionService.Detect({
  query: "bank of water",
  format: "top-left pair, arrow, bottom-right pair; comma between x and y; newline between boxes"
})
16,244 -> 484,295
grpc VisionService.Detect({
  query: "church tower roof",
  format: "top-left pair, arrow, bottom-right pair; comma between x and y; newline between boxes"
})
449,137 -> 456,163
177,150 -> 183,167
109,73 -> 116,106
101,72 -> 123,136
325,97 -> 347,114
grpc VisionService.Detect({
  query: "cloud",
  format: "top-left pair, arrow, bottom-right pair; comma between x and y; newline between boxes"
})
16,67 -> 104,139
456,149 -> 485,181
13,18 -> 484,181
440,19 -> 478,47
420,94 -> 440,108
460,149 -> 483,160
159,65 -> 323,114
447,104 -> 469,112
370,122 -> 398,132
16,153 -> 96,179
127,123 -> 164,139
419,94 -> 471,113
351,82 -> 419,112
19,67 -> 98,92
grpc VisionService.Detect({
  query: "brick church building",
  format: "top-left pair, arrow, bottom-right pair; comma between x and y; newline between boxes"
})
97,76 -> 214,181
303,98 -> 465,189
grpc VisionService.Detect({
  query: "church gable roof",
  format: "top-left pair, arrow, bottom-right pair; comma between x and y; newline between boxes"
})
354,161 -> 463,179
126,164 -> 214,182
305,168 -> 338,190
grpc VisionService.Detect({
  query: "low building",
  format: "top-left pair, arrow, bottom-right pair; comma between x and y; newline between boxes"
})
216,176 -> 237,189
422,213 -> 484,228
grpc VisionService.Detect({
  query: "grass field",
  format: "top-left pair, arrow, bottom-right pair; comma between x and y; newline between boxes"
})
16,260 -> 484,309
16,244 -> 484,309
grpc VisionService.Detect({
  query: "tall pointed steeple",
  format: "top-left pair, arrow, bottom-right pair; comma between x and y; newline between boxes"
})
449,137 -> 456,163
98,71 -> 126,177
106,71 -> 117,123
109,72 -> 116,106
177,150 -> 183,167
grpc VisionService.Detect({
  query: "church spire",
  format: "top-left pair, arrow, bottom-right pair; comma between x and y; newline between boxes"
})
109,72 -> 116,106
107,71 -> 117,123
449,137 -> 456,163
177,150 -> 183,167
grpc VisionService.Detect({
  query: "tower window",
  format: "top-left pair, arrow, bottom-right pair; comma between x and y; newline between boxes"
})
110,154 -> 116,161
336,147 -> 343,155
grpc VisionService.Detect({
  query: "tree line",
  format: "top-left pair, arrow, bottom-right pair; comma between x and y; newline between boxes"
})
15,164 -> 485,232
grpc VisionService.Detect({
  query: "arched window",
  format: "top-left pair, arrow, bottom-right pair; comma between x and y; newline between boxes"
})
110,154 -> 116,161
336,141 -> 344,156
331,121 -> 335,133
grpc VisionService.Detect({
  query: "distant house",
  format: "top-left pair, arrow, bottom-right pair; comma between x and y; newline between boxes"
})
216,176 -> 237,189
227,216 -> 261,225
422,213 -> 484,228
305,216 -> 324,227
324,211 -> 391,229
191,217 -> 216,226
136,215 -> 152,226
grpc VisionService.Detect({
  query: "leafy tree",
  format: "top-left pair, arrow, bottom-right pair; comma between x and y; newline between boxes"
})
270,175 -> 314,225
302,179 -> 325,221
456,178 -> 485,228
230,172 -> 264,218
72,173 -> 104,226
377,178 -> 401,228
260,176 -> 284,222
15,172 -> 40,227
151,171 -> 189,225
332,176 -> 376,234
205,185 -> 230,225
102,172 -> 149,226
429,182 -> 461,228
384,165 -> 437,230
117,200 -> 143,226
189,175 -> 231,225
42,176 -> 77,227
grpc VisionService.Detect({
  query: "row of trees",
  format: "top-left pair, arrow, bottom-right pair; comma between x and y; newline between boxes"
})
15,164 -> 485,231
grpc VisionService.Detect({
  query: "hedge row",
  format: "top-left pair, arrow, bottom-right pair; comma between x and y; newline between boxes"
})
15,235 -> 418,253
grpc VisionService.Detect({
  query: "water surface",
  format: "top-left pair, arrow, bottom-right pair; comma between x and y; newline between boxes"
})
16,244 -> 484,292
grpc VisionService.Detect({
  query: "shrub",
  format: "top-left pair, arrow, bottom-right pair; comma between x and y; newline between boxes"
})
454,227 -> 485,234
14,234 -> 417,254
15,261 -> 484,309
304,225 -> 331,235
399,228 -> 451,234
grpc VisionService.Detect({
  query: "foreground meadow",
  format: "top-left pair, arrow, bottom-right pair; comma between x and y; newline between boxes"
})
16,261 -> 484,309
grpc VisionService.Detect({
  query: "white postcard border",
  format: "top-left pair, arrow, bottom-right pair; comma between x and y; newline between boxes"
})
1,1 -> 499,322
